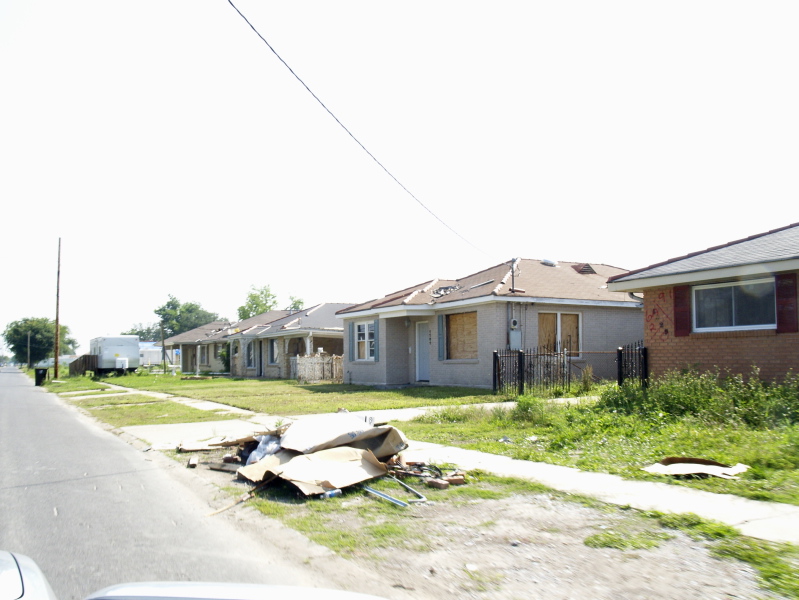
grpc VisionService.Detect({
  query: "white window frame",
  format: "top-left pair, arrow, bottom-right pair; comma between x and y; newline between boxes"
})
268,339 -> 279,365
355,321 -> 375,361
199,345 -> 208,365
245,341 -> 255,368
692,278 -> 777,333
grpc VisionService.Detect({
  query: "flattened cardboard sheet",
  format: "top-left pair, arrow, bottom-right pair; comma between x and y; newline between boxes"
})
279,413 -> 408,459
237,447 -> 387,495
643,456 -> 749,479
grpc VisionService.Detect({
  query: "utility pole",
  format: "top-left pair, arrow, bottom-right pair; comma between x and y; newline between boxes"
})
54,238 -> 62,379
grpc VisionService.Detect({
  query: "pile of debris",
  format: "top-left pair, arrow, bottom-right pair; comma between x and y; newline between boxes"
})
176,412 -> 466,511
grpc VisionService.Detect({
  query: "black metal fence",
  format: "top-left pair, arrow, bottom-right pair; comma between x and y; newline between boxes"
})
616,340 -> 648,387
493,345 -> 572,397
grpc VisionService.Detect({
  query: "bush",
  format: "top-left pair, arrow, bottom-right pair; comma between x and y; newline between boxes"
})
596,369 -> 799,429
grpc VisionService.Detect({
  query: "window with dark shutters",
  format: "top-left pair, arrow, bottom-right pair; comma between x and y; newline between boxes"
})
674,285 -> 692,337
776,273 -> 799,333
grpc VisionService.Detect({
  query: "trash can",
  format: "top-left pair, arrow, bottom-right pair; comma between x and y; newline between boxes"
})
34,368 -> 47,386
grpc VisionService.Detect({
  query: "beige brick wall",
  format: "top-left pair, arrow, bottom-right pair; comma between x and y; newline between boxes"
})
643,284 -> 799,381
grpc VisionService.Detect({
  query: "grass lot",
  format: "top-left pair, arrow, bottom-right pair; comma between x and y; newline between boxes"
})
79,396 -> 240,428
89,373 -> 499,415
399,402 -> 799,506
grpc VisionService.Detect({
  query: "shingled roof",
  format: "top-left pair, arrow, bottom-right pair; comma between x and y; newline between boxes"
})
608,223 -> 799,290
337,258 -> 636,316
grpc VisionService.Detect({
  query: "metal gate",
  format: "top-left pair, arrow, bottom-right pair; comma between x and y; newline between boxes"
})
493,345 -> 572,397
616,340 -> 648,387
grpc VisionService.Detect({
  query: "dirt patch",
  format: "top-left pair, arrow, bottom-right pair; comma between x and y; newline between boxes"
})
184,447 -> 779,600
355,494 -> 775,599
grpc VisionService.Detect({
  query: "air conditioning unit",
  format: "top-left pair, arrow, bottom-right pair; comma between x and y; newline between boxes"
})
510,318 -> 519,330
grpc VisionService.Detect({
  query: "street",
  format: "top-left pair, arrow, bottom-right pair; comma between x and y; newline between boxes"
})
0,368 -> 398,600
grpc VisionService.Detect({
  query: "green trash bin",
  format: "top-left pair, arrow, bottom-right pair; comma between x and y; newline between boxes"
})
35,368 -> 47,386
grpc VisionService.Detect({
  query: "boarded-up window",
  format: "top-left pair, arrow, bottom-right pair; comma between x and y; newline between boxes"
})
561,314 -> 579,354
446,312 -> 477,359
538,313 -> 557,350
538,312 -> 580,354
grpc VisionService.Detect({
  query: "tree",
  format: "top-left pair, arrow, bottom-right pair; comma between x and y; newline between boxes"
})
3,318 -> 77,366
121,323 -> 162,342
287,296 -> 305,311
154,295 -> 221,338
237,285 -> 278,320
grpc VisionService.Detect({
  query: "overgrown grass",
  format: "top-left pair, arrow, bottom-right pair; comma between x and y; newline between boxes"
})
92,373 -> 498,415
400,387 -> 799,505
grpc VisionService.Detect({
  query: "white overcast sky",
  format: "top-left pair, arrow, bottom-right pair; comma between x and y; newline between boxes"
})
1,1 -> 797,354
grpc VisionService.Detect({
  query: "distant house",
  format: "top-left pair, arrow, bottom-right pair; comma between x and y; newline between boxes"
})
337,258 -> 643,389
162,320 -> 234,374
161,310 -> 291,374
227,303 -> 351,378
607,223 -> 799,381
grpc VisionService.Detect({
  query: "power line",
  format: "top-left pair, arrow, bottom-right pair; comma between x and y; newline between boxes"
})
226,0 -> 486,255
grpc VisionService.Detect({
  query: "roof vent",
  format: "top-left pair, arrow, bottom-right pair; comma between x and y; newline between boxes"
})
541,259 -> 557,267
572,263 -> 596,274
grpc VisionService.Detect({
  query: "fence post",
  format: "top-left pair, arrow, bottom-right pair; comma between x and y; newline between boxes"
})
517,349 -> 525,397
640,346 -> 649,389
617,346 -> 624,386
493,351 -> 498,393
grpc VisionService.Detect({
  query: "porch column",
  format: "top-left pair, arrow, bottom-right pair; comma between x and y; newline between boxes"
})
305,335 -> 313,355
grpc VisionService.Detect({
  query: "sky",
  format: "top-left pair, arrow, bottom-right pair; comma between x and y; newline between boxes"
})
1,1 -> 797,356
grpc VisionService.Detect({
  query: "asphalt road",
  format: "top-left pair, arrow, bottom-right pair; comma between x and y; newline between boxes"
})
0,367 -> 391,600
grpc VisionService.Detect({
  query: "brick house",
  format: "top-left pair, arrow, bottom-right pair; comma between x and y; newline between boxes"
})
607,223 -> 799,381
228,303 -> 350,379
337,258 -> 643,389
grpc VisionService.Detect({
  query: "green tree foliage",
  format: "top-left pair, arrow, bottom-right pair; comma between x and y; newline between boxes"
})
288,296 -> 305,311
155,295 -> 221,337
237,285 -> 278,320
121,323 -> 162,342
3,317 -> 77,366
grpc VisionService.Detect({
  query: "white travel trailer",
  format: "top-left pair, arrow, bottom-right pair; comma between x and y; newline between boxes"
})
89,336 -> 141,375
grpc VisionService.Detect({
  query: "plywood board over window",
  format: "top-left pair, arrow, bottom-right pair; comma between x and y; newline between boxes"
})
561,314 -> 580,354
539,312 -> 580,354
447,312 -> 477,359
539,313 -> 557,350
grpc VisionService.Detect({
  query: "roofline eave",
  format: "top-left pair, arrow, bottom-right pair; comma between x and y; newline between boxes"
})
607,258 -> 799,292
337,295 -> 641,319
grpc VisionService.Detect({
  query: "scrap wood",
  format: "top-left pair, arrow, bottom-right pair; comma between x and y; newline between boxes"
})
643,457 -> 749,479
207,462 -> 240,474
206,475 -> 276,517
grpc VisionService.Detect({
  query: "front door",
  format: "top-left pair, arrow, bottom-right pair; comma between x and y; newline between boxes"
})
416,322 -> 430,382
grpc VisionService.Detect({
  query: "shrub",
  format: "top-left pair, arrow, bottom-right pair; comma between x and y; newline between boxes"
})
597,368 -> 799,429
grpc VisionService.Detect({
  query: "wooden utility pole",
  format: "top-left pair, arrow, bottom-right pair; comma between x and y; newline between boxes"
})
54,238 -> 61,378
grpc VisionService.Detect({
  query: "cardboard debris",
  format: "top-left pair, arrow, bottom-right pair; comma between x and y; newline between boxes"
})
643,456 -> 749,479
278,413 -> 408,459
238,447 -> 387,495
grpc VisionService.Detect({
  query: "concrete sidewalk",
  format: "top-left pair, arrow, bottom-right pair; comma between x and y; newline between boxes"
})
109,393 -> 799,546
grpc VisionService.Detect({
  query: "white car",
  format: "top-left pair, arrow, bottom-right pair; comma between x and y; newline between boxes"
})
1,551 -> 387,600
